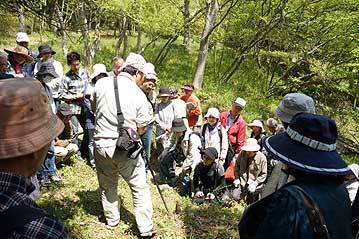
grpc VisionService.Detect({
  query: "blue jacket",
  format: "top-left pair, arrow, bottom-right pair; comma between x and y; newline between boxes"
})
239,178 -> 353,239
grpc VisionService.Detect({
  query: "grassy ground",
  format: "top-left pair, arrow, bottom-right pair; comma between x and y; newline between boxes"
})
38,158 -> 243,239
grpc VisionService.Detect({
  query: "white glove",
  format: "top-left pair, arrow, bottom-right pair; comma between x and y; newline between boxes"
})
233,179 -> 240,188
195,191 -> 204,198
247,181 -> 258,193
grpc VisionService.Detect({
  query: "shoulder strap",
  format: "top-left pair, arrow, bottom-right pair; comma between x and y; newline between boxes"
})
217,124 -> 223,149
113,76 -> 125,132
0,204 -> 47,237
291,185 -> 330,239
201,123 -> 208,141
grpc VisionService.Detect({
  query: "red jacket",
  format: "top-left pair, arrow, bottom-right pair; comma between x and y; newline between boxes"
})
219,111 -> 246,154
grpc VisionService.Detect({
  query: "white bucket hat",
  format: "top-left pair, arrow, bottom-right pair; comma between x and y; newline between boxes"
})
90,64 -> 108,80
121,52 -> 146,72
248,119 -> 264,132
349,164 -> 359,179
241,138 -> 260,152
233,97 -> 246,109
205,107 -> 220,119
143,62 -> 158,81
16,32 -> 30,43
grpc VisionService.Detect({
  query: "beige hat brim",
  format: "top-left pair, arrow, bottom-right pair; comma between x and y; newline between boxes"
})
4,48 -> 34,64
0,112 -> 64,159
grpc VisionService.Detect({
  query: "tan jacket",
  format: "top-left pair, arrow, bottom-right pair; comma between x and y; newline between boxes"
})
234,150 -> 267,187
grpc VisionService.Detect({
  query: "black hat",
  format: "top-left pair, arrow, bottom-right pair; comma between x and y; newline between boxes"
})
38,44 -> 56,58
200,147 -> 218,161
36,62 -> 59,78
171,118 -> 187,132
58,103 -> 73,116
157,87 -> 172,97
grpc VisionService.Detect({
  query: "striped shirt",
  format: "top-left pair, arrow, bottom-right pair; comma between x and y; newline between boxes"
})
0,172 -> 70,238
60,69 -> 89,114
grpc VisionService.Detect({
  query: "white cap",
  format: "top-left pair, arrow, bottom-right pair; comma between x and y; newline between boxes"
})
233,97 -> 246,109
241,138 -> 260,152
204,107 -> 220,119
90,64 -> 108,80
143,63 -> 158,81
121,52 -> 146,72
248,119 -> 264,132
16,32 -> 30,43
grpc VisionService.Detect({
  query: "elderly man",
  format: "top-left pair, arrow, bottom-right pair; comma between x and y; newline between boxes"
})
91,53 -> 156,237
0,77 -> 70,238
261,92 -> 316,198
219,97 -> 247,169
0,52 -> 14,79
110,56 -> 125,77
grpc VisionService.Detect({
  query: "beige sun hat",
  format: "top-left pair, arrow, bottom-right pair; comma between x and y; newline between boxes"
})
233,97 -> 246,109
121,52 -> 146,72
248,119 -> 265,132
241,138 -> 260,152
143,62 -> 158,81
90,63 -> 108,80
4,45 -> 34,64
0,78 -> 64,159
205,107 -> 220,119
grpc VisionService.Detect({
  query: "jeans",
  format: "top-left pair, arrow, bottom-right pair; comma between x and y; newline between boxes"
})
140,124 -> 153,168
94,145 -> 154,233
71,113 -> 87,158
160,150 -> 178,181
38,140 -> 57,179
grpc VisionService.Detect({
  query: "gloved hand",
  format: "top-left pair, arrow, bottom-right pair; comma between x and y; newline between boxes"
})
233,179 -> 240,188
195,191 -> 204,198
206,193 -> 215,200
248,181 -> 258,193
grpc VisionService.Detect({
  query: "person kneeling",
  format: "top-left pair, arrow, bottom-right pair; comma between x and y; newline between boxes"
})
193,147 -> 224,203
233,138 -> 267,204
159,118 -> 202,185
54,103 -> 79,164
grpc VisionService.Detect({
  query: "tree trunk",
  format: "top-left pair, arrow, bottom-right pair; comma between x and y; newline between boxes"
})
136,25 -> 142,53
115,18 -> 124,56
91,19 -> 101,59
79,2 -> 91,65
154,34 -> 179,66
193,0 -> 219,89
122,17 -> 129,57
18,7 -> 26,32
55,3 -> 68,55
183,0 -> 190,50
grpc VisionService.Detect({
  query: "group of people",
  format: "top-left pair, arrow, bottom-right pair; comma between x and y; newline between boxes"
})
0,31 -> 358,239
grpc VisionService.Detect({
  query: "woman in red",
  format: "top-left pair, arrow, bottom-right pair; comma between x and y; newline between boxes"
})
180,84 -> 202,130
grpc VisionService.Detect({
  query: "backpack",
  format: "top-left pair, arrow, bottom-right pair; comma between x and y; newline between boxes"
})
201,123 -> 223,150
188,131 -> 205,151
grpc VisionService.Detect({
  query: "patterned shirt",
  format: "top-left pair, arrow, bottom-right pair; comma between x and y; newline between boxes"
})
59,69 -> 89,114
0,172 -> 70,238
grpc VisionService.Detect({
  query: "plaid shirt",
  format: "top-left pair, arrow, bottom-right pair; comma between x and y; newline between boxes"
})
60,69 -> 89,114
0,172 -> 70,238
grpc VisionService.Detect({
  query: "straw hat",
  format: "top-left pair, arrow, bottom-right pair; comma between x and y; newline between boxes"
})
4,46 -> 34,63
264,112 -> 351,175
0,78 -> 64,159
241,138 -> 260,152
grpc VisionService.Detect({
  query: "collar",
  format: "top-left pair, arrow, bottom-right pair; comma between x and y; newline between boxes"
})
0,171 -> 35,195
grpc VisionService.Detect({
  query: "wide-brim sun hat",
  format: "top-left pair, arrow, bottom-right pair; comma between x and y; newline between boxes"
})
120,52 -> 146,72
241,138 -> 260,152
205,107 -> 220,119
172,118 -> 187,132
36,62 -> 59,78
4,46 -> 34,64
275,92 -> 315,124
157,87 -> 172,97
16,32 -> 30,43
143,62 -> 158,81
0,78 -> 64,159
263,112 -> 351,175
248,119 -> 264,132
90,63 -> 108,80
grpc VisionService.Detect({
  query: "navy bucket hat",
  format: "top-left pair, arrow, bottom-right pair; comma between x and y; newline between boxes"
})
263,112 -> 351,175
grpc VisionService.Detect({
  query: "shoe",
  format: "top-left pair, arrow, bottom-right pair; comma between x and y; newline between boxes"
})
140,226 -> 156,237
50,175 -> 62,182
40,178 -> 52,186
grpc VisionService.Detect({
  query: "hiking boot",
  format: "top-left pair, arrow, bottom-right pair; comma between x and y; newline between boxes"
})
50,174 -> 62,182
140,226 -> 156,238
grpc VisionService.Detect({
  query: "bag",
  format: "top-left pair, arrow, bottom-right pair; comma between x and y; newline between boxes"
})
113,76 -> 143,159
224,160 -> 235,180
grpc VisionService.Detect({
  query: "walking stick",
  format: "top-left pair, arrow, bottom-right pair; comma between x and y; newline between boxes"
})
143,150 -> 170,215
